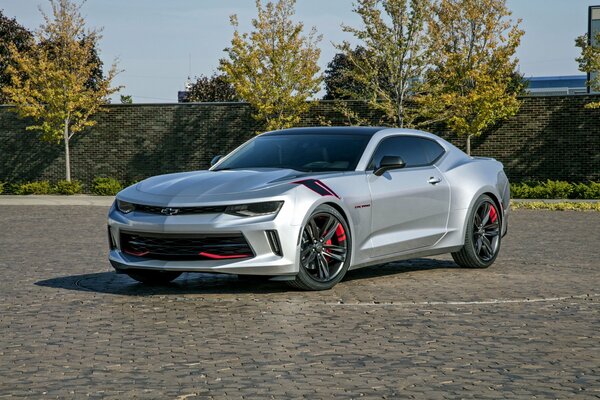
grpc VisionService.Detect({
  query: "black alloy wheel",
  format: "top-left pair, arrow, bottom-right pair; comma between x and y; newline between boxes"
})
288,205 -> 351,290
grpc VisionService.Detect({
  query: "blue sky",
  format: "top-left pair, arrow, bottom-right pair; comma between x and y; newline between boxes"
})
1,0 -> 597,103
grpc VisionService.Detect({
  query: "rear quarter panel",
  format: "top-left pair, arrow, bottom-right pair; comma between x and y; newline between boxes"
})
435,154 -> 509,248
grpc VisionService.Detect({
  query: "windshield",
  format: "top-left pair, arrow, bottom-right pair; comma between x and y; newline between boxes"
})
213,134 -> 371,172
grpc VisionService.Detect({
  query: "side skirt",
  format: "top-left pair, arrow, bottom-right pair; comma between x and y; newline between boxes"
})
349,245 -> 463,270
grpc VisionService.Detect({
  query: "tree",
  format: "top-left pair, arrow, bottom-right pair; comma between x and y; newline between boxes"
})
415,0 -> 524,154
0,10 -> 34,103
336,0 -> 432,127
120,94 -> 132,104
576,33 -> 600,108
184,73 -> 239,102
323,48 -> 369,100
220,0 -> 322,131
2,0 -> 120,181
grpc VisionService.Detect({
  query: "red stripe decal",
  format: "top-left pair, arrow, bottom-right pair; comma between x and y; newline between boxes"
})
124,249 -> 149,257
198,252 -> 251,259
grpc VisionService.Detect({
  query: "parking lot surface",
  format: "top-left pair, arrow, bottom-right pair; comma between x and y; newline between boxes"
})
1,206 -> 599,399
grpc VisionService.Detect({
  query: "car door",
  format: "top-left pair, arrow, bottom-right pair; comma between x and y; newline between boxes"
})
367,136 -> 450,257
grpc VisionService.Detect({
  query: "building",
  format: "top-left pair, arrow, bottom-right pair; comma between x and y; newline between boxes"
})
524,75 -> 587,96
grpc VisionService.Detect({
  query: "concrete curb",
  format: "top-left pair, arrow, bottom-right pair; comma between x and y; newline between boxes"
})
512,199 -> 600,204
0,195 -> 114,206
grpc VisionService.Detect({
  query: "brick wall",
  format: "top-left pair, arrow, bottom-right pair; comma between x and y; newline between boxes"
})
0,96 -> 598,186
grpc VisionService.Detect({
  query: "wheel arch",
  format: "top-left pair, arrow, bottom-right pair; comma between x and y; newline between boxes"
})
297,199 -> 356,265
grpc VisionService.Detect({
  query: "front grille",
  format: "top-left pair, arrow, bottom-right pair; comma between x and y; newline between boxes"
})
134,204 -> 227,215
120,231 -> 254,261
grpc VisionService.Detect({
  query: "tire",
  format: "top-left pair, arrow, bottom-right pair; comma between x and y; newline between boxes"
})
452,194 -> 502,269
125,269 -> 182,285
288,204 -> 352,291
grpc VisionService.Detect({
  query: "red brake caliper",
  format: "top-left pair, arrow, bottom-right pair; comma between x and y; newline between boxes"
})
489,205 -> 498,223
324,225 -> 346,261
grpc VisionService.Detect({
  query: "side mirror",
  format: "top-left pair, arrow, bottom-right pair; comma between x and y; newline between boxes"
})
210,155 -> 222,167
374,155 -> 406,176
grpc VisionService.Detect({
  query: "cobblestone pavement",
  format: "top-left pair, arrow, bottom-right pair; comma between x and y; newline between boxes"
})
0,206 -> 599,399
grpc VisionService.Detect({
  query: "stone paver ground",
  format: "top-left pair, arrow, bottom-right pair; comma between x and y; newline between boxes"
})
0,206 -> 599,399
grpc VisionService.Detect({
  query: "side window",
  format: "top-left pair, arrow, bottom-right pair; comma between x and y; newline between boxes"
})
420,138 -> 445,164
368,136 -> 445,169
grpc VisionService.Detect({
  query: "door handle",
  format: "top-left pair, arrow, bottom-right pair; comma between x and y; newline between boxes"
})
428,177 -> 442,185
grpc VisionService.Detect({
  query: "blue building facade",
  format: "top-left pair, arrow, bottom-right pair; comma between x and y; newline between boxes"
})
524,75 -> 587,96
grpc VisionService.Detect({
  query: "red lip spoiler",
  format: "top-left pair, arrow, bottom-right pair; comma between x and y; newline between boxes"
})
198,252 -> 251,259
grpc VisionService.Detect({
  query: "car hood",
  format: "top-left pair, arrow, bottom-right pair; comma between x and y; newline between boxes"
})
135,169 -> 307,198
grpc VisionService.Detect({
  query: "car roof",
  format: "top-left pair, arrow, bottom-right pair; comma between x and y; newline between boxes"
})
262,126 -> 388,137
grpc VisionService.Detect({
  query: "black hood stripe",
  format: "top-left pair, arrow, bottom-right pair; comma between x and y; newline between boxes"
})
292,179 -> 340,199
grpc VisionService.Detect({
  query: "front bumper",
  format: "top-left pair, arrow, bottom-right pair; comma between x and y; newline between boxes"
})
107,204 -> 301,276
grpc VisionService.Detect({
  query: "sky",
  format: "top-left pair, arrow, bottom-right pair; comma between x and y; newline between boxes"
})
1,0 -> 598,103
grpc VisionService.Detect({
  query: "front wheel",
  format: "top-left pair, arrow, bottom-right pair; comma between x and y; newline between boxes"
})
125,269 -> 182,285
288,205 -> 351,291
452,195 -> 501,268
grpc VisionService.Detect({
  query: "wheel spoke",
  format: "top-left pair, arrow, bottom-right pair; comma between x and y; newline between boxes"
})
322,250 -> 345,262
317,254 -> 330,279
324,244 -> 346,252
481,236 -> 493,256
307,219 -> 319,241
476,237 -> 483,253
474,213 -> 482,228
480,203 -> 490,227
322,222 -> 339,242
301,245 -> 312,258
484,229 -> 500,237
320,216 -> 336,240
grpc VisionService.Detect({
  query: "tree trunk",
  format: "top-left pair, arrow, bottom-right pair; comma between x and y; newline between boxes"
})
466,134 -> 473,156
64,118 -> 71,182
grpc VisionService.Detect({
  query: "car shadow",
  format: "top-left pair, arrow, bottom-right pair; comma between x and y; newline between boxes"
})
35,258 -> 458,296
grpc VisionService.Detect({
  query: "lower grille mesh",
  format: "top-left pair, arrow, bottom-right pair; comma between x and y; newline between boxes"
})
120,231 -> 253,261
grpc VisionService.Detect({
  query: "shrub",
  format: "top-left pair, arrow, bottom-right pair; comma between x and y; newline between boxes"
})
15,181 -> 51,195
511,180 -> 600,199
0,181 -> 4,195
53,180 -> 83,195
92,177 -> 123,196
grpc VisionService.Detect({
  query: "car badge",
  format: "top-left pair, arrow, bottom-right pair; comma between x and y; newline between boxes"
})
161,207 -> 180,216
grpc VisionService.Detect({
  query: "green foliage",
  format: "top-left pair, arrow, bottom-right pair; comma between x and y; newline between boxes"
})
0,181 -> 4,194
2,0 -> 121,181
185,74 -> 239,102
336,0 -> 432,127
91,177 -> 122,196
415,0 -> 524,154
511,201 -> 600,212
53,179 -> 82,195
323,47 -> 370,101
15,181 -> 52,195
220,0 -> 322,131
576,33 -> 600,108
120,94 -> 132,104
511,181 -> 600,200
0,10 -> 34,103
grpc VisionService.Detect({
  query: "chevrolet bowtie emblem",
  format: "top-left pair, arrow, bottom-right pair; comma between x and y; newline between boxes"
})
161,207 -> 180,216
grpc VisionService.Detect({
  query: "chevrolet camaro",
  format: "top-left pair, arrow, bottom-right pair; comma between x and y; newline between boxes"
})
108,127 -> 509,290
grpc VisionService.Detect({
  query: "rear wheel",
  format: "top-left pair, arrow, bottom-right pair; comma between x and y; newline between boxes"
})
125,269 -> 182,285
288,205 -> 351,291
452,195 -> 501,268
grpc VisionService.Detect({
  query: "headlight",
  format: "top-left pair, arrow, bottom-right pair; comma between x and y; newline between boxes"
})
117,199 -> 136,214
225,201 -> 283,217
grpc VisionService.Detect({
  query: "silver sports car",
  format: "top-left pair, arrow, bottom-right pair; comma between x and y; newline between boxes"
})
108,127 -> 509,290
